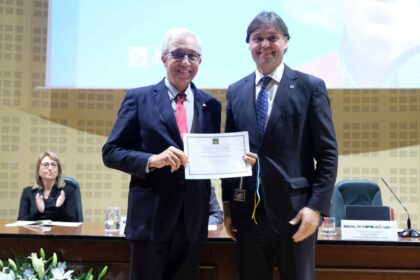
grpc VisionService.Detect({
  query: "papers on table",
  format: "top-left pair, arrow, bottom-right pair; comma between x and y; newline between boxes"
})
5,220 -> 82,227
5,220 -> 51,227
184,132 -> 252,179
22,225 -> 52,233
49,221 -> 83,227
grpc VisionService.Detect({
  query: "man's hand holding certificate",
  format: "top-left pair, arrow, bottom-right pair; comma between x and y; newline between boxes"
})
183,132 -> 252,179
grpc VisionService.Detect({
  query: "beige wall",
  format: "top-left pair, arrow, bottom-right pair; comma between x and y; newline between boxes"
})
1,0 -> 419,228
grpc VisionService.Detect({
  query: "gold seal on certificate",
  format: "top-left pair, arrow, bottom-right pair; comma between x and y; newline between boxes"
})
183,132 -> 252,179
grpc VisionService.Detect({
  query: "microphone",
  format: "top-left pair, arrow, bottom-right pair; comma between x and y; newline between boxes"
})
381,177 -> 420,238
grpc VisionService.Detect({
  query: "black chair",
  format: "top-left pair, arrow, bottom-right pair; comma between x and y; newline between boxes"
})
63,176 -> 84,222
331,179 -> 383,226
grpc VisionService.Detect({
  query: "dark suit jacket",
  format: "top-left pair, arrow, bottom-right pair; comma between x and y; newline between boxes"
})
102,79 -> 221,243
222,65 -> 338,235
18,184 -> 78,222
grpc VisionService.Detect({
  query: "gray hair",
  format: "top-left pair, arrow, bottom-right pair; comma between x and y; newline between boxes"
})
161,28 -> 202,55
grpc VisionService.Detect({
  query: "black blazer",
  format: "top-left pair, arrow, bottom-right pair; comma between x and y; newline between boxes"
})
102,79 -> 221,242
18,184 -> 78,222
222,65 -> 338,235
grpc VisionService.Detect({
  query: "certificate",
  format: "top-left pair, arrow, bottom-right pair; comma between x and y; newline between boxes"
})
184,132 -> 252,179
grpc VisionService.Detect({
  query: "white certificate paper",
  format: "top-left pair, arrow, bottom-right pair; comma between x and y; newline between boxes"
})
184,132 -> 252,179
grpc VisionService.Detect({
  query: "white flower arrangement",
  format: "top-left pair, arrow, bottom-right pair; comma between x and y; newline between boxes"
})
0,248 -> 107,280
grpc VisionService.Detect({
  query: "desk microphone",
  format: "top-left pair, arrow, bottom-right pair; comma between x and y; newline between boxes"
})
381,177 -> 420,238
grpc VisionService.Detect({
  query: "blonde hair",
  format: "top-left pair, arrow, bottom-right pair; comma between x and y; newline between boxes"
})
32,151 -> 65,190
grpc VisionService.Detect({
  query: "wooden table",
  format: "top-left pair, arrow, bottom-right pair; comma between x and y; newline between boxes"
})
1,222 -> 420,280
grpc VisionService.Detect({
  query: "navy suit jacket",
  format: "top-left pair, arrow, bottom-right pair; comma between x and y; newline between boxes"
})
103,79 -> 221,243
222,65 -> 338,235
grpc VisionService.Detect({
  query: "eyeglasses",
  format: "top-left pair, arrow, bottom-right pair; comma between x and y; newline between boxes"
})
40,162 -> 58,168
168,50 -> 201,63
250,35 -> 282,44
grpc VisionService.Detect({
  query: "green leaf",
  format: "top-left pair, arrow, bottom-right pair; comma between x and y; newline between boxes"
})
7,258 -> 17,272
97,265 -> 108,280
52,253 -> 58,267
86,267 -> 93,277
39,248 -> 45,260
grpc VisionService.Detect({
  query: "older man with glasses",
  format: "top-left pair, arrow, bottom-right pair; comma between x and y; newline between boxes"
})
102,28 -> 221,280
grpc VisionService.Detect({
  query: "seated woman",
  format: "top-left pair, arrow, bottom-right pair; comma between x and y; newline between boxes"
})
18,151 -> 78,222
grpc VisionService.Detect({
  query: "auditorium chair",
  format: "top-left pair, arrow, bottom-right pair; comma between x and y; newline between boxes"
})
63,176 -> 84,222
331,179 -> 383,226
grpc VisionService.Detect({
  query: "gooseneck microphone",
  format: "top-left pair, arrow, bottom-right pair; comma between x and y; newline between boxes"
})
381,177 -> 420,238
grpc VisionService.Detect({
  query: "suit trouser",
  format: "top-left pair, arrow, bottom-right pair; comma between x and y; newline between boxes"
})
236,210 -> 317,280
129,218 -> 202,280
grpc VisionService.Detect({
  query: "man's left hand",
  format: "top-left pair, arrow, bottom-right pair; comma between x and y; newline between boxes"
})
289,207 -> 320,242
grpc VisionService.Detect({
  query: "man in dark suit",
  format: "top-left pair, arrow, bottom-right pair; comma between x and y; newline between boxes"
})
222,11 -> 338,280
102,28 -> 221,280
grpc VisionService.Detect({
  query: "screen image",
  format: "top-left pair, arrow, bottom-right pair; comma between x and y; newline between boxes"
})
46,0 -> 420,89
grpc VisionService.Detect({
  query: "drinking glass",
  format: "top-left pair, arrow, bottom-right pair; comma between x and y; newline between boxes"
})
321,217 -> 336,235
104,207 -> 121,232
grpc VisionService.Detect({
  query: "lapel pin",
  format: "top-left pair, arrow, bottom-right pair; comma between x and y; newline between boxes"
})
289,84 -> 295,93
203,103 -> 207,107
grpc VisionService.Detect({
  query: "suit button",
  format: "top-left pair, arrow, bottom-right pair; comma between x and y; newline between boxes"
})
180,180 -> 185,186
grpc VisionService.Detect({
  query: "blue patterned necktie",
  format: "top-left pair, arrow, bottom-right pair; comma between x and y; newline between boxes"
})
256,76 -> 271,139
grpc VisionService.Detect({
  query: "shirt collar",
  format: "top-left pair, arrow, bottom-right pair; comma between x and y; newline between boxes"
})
254,62 -> 285,85
164,78 -> 191,99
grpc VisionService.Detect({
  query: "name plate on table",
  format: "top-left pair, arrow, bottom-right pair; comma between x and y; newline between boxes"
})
341,220 -> 398,241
